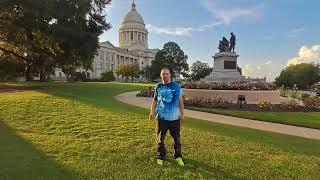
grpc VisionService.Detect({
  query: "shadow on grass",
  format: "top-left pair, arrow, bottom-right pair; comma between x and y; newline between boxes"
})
43,82 -> 148,115
0,120 -> 79,179
185,118 -> 320,157
161,158 -> 243,179
183,158 -> 244,179
9,82 -> 319,157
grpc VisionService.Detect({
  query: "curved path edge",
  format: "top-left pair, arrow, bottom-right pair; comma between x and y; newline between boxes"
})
116,91 -> 320,140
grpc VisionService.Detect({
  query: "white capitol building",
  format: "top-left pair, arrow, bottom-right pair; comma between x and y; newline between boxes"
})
53,1 -> 158,80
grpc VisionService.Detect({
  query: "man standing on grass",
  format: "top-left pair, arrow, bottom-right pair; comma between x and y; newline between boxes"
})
149,67 -> 185,166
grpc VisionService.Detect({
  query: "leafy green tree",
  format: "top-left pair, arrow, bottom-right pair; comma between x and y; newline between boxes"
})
275,63 -> 320,89
115,64 -> 140,82
0,0 -> 111,81
0,53 -> 25,81
190,61 -> 213,81
150,42 -> 189,80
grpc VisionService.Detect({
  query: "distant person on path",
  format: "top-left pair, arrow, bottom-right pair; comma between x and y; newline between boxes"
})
149,67 -> 185,166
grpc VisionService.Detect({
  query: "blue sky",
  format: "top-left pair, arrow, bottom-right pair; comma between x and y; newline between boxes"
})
100,0 -> 320,81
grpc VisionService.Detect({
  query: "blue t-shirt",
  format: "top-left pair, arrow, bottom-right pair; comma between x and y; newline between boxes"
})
153,81 -> 184,121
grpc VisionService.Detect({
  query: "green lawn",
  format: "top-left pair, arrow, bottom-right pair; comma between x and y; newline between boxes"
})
187,107 -> 320,130
0,82 -> 320,179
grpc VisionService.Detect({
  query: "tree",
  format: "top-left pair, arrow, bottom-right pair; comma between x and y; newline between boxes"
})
0,53 -> 25,81
115,64 -> 125,80
115,64 -> 140,82
190,61 -> 213,81
127,64 -> 140,82
150,42 -> 189,80
275,63 -> 320,89
0,0 -> 111,81
237,66 -> 242,75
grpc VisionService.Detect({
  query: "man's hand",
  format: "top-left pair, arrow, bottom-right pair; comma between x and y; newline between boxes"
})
149,112 -> 155,121
180,115 -> 184,126
149,100 -> 157,121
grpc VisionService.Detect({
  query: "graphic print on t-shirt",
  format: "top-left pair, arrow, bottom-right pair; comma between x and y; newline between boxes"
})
153,82 -> 183,121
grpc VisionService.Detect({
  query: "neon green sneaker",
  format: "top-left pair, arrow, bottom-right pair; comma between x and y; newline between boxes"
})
176,157 -> 185,166
156,159 -> 164,166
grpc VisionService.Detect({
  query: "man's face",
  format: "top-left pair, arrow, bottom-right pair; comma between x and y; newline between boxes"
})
160,69 -> 171,82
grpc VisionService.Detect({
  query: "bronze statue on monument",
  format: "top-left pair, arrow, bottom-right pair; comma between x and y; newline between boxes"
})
218,33 -> 236,53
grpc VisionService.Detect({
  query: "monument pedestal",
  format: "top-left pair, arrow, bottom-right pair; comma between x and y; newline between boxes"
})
202,52 -> 245,81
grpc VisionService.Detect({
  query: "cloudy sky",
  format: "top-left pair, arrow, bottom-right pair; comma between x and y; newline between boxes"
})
100,0 -> 320,81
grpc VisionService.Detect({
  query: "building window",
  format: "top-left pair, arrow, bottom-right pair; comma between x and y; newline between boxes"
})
130,31 -> 133,41
111,64 -> 114,71
111,54 -> 114,62
142,61 -> 144,65
99,61 -> 103,70
138,33 -> 141,41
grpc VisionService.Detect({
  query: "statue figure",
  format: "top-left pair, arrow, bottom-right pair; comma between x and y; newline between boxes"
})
229,32 -> 236,53
220,37 -> 230,52
218,41 -> 224,53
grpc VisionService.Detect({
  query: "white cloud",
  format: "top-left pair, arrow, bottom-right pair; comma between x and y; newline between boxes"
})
200,0 -> 264,24
146,22 -> 223,36
265,61 -> 271,65
287,45 -> 320,66
288,28 -> 304,38
242,60 -> 280,82
146,24 -> 193,36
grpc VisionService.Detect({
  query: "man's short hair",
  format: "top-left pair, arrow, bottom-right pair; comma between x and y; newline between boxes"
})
160,67 -> 171,73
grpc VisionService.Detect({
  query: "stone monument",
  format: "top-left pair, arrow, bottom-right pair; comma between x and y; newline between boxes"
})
202,33 -> 245,81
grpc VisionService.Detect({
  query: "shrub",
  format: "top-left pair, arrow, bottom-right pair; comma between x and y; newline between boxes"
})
288,92 -> 300,99
257,100 -> 272,111
136,86 -> 154,97
184,97 -> 206,106
73,72 -> 87,81
279,89 -> 287,97
100,71 -> 115,82
184,96 -> 230,108
300,93 -> 310,100
280,99 -> 299,110
208,96 -> 230,108
302,97 -> 320,109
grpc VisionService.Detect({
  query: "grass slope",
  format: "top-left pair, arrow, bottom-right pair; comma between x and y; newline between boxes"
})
0,82 -> 319,179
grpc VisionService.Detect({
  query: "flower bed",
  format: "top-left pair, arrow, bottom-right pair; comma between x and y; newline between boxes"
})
184,96 -> 320,112
136,87 -> 154,97
182,81 -> 276,90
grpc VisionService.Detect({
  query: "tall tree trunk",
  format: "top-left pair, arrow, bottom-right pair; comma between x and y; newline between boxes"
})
25,64 -> 32,81
39,64 -> 47,82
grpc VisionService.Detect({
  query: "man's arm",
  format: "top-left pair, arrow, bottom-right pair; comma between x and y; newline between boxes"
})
178,96 -> 184,125
149,99 -> 157,121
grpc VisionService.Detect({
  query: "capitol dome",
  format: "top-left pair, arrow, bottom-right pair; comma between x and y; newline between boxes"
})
119,2 -> 145,30
118,1 -> 148,50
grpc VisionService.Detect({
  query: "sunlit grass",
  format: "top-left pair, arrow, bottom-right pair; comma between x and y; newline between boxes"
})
0,82 -> 319,179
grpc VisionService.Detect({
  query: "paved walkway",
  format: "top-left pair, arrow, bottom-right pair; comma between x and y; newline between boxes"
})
115,91 -> 320,140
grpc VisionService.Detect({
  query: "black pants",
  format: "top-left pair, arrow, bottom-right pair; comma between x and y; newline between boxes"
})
156,120 -> 182,160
